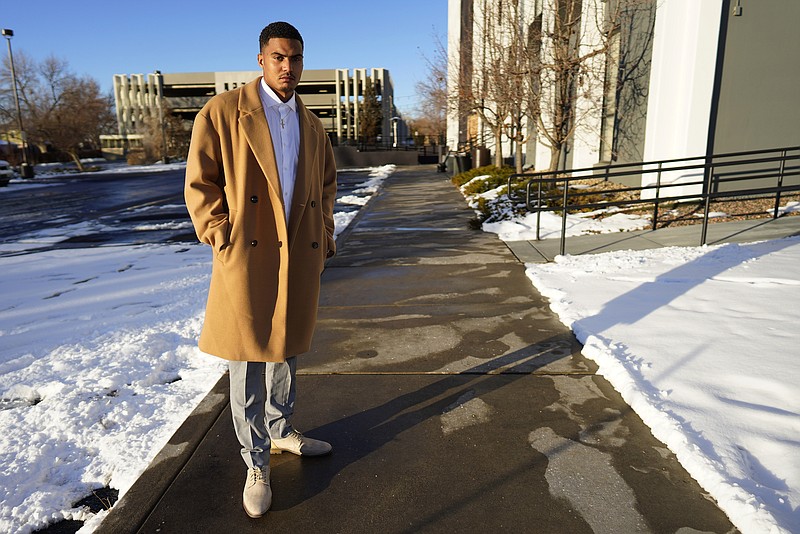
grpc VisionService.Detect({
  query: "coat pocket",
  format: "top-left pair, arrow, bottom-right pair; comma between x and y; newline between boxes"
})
216,209 -> 236,264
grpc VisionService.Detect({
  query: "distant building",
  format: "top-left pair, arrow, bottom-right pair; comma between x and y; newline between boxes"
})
101,68 -> 409,158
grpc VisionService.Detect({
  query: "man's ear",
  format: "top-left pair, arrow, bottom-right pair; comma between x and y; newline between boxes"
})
257,53 -> 264,68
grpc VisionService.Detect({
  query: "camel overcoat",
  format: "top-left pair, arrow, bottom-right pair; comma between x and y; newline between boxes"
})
184,78 -> 337,362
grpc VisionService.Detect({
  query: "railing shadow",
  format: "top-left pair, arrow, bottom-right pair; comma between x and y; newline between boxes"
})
270,334 -> 579,512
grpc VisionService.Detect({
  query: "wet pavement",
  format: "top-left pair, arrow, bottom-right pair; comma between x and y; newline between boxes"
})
0,167 -> 373,256
97,165 -> 739,533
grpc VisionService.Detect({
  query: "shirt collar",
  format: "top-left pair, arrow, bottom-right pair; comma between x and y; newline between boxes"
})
259,78 -> 297,111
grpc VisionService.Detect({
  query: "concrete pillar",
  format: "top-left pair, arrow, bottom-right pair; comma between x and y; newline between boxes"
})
352,69 -> 359,142
373,68 -> 391,142
343,69 -> 352,141
335,69 -> 344,143
119,75 -> 132,135
113,75 -> 125,135
146,73 -> 157,117
133,74 -> 146,131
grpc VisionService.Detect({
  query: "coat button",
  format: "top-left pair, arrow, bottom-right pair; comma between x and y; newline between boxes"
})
310,200 -> 317,207
311,242 -> 319,249
250,240 -> 258,247
250,195 -> 258,203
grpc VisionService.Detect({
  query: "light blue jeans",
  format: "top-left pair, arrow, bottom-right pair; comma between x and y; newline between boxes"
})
229,357 -> 297,469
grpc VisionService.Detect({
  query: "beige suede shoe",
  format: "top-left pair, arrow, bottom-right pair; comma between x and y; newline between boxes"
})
270,430 -> 332,456
242,466 -> 271,518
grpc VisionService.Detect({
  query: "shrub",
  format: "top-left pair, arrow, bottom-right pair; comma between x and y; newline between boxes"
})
451,165 -> 514,188
453,165 -> 529,223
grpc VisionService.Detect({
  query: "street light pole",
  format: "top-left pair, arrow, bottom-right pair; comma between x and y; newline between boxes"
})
2,28 -> 33,178
391,116 -> 399,149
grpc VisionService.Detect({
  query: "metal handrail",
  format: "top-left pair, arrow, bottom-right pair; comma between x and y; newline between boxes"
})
505,146 -> 800,255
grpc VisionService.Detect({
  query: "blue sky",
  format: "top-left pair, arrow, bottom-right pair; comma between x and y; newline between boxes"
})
2,0 -> 447,115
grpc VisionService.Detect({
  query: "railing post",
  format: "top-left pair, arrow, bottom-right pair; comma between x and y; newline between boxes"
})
535,179 -> 543,241
701,165 -> 714,246
526,179 -> 541,241
525,178 -> 531,209
560,173 -> 568,256
653,162 -> 662,231
773,149 -> 787,219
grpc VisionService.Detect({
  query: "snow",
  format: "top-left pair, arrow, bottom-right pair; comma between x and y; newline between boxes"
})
775,201 -> 800,216
351,164 -> 396,194
0,245 -> 225,533
337,195 -> 370,206
0,164 -> 393,534
524,239 -> 800,534
484,209 -> 652,240
460,181 -> 800,533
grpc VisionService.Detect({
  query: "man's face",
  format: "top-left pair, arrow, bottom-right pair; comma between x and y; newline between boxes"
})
258,38 -> 304,102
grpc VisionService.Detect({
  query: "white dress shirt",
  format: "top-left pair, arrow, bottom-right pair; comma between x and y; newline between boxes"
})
258,78 -> 300,223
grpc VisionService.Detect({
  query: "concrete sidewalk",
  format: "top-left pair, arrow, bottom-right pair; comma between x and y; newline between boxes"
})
98,165 -> 740,533
506,211 -> 800,263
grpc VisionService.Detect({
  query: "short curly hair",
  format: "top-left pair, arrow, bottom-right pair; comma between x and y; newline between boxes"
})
259,22 -> 304,50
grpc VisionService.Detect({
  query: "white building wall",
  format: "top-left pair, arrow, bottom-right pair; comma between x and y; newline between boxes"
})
446,0 -> 730,189
373,68 -> 395,142
642,0 -> 723,196
446,0 -> 466,150
472,0 -> 490,151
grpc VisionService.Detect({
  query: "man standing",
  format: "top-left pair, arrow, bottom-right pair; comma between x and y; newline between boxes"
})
184,21 -> 337,518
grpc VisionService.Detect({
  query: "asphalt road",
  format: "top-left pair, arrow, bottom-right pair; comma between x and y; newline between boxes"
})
0,166 -> 366,256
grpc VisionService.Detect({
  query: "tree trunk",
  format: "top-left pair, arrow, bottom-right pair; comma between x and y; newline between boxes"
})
548,143 -> 562,173
515,138 -> 524,174
69,151 -> 86,172
494,128 -> 504,168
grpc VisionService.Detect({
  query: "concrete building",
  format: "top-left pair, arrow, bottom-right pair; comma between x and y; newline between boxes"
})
102,67 -> 408,158
447,0 -> 800,187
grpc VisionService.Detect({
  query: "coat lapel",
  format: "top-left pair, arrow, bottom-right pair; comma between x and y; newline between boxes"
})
287,96 -> 319,247
238,79 -> 284,217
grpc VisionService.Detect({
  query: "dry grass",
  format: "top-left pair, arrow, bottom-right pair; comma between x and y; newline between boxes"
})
631,193 -> 799,228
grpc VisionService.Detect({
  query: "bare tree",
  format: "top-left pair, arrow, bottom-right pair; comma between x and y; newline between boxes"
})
534,0 -> 654,171
0,53 -> 114,171
499,0 -> 542,174
450,0 -> 545,171
451,0 -> 516,167
133,106 -> 192,165
533,0 -> 602,172
412,34 -> 448,146
603,0 -> 657,163
163,108 -> 192,160
449,0 -> 654,172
